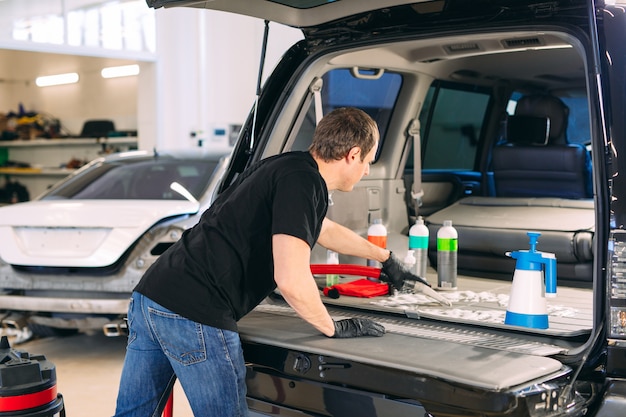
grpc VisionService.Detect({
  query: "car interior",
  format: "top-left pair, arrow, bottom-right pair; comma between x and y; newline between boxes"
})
264,27 -> 594,344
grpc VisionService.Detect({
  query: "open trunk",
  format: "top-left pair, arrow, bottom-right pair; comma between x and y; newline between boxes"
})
146,0 -> 626,415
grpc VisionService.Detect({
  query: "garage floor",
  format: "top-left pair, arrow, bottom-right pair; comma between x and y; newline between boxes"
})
11,331 -> 194,417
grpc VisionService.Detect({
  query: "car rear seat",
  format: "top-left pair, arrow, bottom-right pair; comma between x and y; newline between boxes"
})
425,95 -> 594,283
426,197 -> 594,282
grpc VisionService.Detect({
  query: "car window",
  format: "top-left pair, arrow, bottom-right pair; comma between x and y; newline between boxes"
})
42,158 -> 219,200
421,82 -> 490,170
561,96 -> 591,146
289,68 -> 402,155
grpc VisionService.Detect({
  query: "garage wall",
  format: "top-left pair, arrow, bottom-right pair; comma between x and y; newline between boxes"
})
143,8 -> 302,152
2,66 -> 139,136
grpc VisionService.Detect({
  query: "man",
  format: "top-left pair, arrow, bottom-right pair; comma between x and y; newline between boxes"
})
113,107 -> 420,417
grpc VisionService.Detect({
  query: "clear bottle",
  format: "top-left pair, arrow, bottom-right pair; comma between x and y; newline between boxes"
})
326,250 -> 339,288
437,220 -> 458,290
403,250 -> 416,271
367,218 -> 387,268
401,250 -> 417,293
409,216 -> 429,279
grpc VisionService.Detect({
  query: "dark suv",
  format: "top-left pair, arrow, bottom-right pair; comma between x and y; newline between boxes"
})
148,1 -> 625,416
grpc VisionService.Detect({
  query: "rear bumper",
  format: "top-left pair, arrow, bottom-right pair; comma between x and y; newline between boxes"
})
0,263 -> 134,331
245,371 -> 427,417
0,263 -> 137,317
0,294 -> 129,314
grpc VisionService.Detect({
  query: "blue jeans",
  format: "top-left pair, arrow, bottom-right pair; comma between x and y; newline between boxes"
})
113,292 -> 249,417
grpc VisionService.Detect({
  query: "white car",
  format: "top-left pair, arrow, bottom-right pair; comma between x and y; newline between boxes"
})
0,149 -> 230,337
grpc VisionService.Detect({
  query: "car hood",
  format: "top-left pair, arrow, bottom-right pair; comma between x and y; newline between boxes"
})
0,200 -> 199,268
146,0 -> 423,28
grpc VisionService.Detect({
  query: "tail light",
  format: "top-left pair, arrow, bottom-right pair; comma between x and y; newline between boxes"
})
608,231 -> 626,337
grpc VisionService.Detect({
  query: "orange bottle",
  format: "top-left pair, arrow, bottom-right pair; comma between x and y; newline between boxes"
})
367,218 -> 387,268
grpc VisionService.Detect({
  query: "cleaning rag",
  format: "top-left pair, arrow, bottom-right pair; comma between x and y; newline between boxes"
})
324,279 -> 390,298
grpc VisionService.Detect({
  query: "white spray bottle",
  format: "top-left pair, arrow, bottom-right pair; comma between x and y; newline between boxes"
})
504,232 -> 557,329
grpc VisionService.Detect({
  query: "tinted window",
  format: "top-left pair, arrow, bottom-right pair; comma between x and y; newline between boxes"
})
290,68 -> 402,154
323,68 -> 401,139
557,96 -> 590,146
421,83 -> 490,170
43,157 -> 219,200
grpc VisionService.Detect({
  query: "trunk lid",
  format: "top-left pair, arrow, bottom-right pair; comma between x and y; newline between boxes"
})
147,0 -> 424,28
0,200 -> 198,267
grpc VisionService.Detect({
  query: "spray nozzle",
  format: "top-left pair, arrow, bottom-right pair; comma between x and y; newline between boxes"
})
527,232 -> 541,253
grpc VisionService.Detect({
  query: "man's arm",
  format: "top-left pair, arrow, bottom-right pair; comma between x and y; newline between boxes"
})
273,233 -> 386,337
317,218 -> 390,263
273,233 -> 336,337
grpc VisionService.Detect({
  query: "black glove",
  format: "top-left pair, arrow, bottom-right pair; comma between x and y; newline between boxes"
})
332,318 -> 385,338
380,252 -> 430,290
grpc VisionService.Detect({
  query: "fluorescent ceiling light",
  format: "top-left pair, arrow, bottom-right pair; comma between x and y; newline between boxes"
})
101,64 -> 140,79
35,72 -> 79,87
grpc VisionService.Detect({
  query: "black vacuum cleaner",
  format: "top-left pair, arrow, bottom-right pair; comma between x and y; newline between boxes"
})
0,336 -> 65,417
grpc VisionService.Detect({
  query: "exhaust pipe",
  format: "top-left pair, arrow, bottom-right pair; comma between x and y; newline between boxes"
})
1,313 -> 28,331
103,319 -> 128,337
0,314 -> 33,344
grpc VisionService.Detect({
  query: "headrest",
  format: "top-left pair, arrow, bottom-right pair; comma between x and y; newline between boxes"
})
506,115 -> 550,145
514,95 -> 569,144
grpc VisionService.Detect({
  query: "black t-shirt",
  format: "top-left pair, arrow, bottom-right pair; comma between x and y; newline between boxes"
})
134,151 -> 328,331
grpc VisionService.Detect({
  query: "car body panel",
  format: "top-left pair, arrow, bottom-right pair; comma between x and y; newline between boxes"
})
0,200 -> 198,267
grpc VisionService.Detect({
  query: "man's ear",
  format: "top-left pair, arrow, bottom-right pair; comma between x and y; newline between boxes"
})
347,146 -> 361,162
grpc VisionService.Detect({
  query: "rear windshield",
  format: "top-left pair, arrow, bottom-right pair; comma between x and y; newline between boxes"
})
288,68 -> 402,157
42,157 -> 220,200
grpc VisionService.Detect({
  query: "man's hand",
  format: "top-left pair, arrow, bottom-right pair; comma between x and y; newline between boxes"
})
380,252 -> 430,289
331,318 -> 385,338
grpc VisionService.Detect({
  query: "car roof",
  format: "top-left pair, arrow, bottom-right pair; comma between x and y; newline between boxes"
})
100,149 -> 230,163
146,0 -> 422,28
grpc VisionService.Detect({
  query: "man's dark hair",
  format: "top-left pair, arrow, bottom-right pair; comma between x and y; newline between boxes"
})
309,107 -> 379,162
